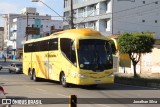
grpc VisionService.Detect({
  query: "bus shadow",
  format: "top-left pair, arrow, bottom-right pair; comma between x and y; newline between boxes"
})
80,84 -> 160,90
32,79 -> 160,90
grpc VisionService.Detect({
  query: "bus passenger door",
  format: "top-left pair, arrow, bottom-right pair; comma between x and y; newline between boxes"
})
60,38 -> 77,82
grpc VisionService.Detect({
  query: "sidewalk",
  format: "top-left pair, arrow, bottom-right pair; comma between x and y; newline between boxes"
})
0,58 -> 22,63
115,72 -> 160,79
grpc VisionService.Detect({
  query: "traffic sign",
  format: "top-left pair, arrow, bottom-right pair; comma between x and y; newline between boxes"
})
26,27 -> 40,35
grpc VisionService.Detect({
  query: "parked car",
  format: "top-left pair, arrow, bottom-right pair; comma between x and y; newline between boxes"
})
0,65 -> 2,70
9,63 -> 23,74
0,84 -> 11,107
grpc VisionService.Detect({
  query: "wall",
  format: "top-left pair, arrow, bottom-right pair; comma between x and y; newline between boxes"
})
118,46 -> 160,75
113,0 -> 160,39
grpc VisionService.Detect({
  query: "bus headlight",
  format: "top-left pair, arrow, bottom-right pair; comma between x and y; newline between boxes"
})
108,73 -> 114,77
78,74 -> 87,78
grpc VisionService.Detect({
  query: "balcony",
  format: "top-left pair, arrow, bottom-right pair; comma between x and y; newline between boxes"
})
10,36 -> 16,41
10,27 -> 17,32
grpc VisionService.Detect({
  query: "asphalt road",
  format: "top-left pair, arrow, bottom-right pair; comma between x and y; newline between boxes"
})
0,62 -> 160,107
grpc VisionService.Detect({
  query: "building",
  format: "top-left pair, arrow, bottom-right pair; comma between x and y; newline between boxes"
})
3,7 -> 63,58
0,27 -> 4,51
64,0 -> 160,39
0,27 -> 4,58
64,0 -> 112,35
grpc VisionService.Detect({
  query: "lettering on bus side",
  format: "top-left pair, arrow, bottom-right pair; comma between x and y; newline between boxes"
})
45,53 -> 56,57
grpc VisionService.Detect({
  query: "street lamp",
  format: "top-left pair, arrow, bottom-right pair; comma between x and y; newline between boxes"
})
32,0 -> 63,20
32,0 -> 74,29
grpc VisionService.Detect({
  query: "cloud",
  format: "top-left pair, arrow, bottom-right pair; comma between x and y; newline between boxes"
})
0,2 -> 19,14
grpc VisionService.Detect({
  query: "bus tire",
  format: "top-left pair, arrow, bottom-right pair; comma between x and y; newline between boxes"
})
32,70 -> 38,81
9,69 -> 11,73
88,85 -> 98,88
28,69 -> 33,80
60,72 -> 68,87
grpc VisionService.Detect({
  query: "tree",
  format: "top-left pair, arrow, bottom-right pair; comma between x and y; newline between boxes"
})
118,32 -> 155,78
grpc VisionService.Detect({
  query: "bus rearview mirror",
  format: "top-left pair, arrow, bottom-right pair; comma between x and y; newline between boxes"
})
75,40 -> 79,49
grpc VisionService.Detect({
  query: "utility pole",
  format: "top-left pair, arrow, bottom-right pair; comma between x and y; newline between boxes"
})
26,12 -> 28,41
70,0 -> 74,29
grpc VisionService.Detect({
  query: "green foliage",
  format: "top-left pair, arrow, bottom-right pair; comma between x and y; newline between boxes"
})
118,32 -> 155,78
118,32 -> 155,54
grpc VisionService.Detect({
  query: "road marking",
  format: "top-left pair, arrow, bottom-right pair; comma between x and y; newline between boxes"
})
96,104 -> 110,107
57,93 -> 68,97
35,88 -> 47,92
24,85 -> 30,88
24,85 -> 47,92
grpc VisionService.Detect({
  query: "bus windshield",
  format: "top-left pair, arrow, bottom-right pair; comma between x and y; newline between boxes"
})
78,39 -> 113,72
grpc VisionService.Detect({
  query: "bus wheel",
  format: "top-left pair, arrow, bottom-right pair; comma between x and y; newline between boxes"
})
28,70 -> 33,80
60,73 -> 68,87
88,85 -> 98,88
9,69 -> 11,73
33,70 -> 38,81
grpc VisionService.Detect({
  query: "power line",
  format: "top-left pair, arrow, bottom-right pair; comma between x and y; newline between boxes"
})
113,0 -> 159,14
115,20 -> 160,28
114,5 -> 160,21
32,0 -> 70,24
79,0 -> 160,23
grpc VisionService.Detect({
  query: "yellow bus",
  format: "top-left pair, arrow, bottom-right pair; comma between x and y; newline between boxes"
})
23,28 -> 114,87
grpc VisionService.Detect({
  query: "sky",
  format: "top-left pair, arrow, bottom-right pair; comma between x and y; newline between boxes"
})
0,0 -> 64,26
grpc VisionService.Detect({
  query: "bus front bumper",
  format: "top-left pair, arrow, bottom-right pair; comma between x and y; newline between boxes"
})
74,76 -> 114,85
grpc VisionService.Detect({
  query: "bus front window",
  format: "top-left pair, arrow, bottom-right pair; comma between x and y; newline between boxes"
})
78,39 -> 113,72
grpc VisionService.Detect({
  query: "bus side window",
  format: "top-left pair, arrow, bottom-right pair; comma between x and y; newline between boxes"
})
24,44 -> 28,52
49,38 -> 58,50
39,40 -> 49,51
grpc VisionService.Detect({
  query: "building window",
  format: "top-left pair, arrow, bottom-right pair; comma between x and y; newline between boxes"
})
142,20 -> 145,23
155,20 -> 158,23
41,25 -> 43,28
51,26 -> 55,30
32,24 -> 34,28
143,1 -> 145,4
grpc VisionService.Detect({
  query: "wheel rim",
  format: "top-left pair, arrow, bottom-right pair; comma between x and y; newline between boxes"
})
33,72 -> 36,80
29,71 -> 33,80
61,74 -> 66,86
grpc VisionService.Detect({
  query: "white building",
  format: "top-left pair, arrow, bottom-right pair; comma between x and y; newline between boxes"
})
0,27 -> 4,51
3,7 -> 63,58
64,0 -> 160,39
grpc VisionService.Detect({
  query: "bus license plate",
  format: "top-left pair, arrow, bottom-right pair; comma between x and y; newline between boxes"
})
95,80 -> 101,82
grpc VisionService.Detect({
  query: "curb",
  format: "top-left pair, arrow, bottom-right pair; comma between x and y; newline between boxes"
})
115,77 -> 160,88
